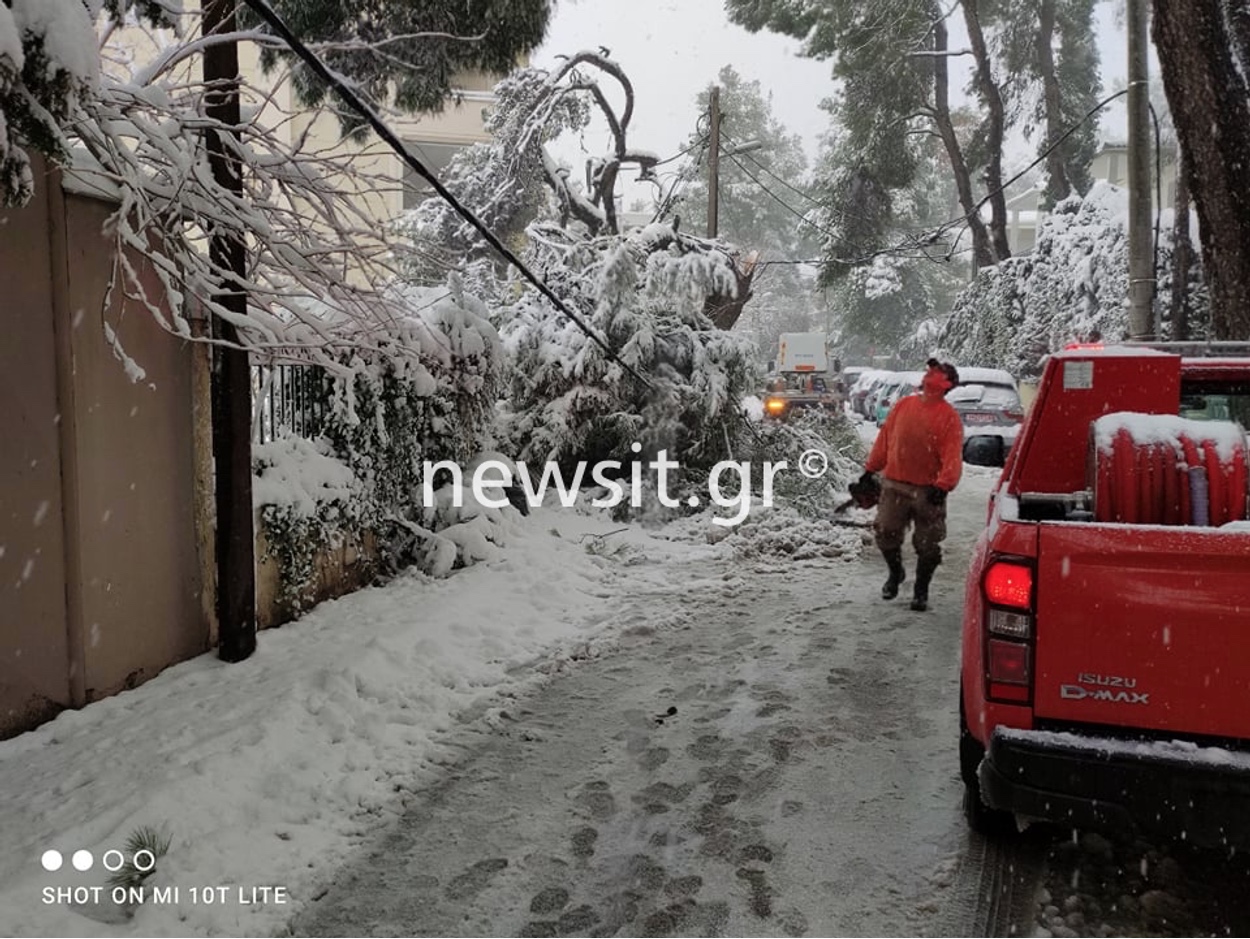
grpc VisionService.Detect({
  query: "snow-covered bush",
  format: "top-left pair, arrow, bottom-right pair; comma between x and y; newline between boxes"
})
941,183 -> 1208,377
252,436 -> 366,614
253,277 -> 507,593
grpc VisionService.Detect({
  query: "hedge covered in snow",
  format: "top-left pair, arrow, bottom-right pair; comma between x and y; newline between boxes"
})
940,183 -> 1208,378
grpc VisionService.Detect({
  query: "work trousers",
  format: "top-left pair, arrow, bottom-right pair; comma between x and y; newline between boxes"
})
873,479 -> 947,563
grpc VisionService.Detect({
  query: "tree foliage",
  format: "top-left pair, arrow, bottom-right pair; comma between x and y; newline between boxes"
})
393,59 -> 764,473
251,0 -> 552,134
940,183 -> 1207,377
501,222 -> 758,473
723,0 -> 1101,276
993,0 -> 1100,208
0,0 -> 175,206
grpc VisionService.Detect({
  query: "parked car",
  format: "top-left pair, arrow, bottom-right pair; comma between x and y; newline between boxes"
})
874,371 -> 922,425
848,369 -> 890,418
946,382 -> 1026,446
860,371 -> 899,419
954,366 -> 1018,391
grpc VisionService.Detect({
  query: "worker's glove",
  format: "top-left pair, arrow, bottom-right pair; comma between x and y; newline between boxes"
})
856,471 -> 878,490
925,485 -> 948,506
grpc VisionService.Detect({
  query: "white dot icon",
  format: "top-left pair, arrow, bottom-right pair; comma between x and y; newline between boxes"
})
102,850 -> 125,872
41,850 -> 63,872
72,850 -> 94,872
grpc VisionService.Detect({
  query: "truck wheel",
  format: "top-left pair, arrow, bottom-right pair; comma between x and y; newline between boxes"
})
959,695 -> 1015,837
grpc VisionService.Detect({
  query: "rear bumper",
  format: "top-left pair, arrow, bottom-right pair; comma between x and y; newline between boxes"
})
980,726 -> 1250,848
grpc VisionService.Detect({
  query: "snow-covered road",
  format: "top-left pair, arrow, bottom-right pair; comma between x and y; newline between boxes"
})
9,441 -> 1248,938
293,470 -> 1025,936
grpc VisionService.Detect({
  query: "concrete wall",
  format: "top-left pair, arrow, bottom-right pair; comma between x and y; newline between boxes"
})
255,528 -> 379,630
0,159 -> 211,739
0,166 -> 73,734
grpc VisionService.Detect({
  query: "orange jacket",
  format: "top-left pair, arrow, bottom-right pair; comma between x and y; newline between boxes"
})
865,393 -> 964,491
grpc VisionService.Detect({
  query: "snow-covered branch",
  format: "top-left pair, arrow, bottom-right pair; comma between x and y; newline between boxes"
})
72,29 -> 451,375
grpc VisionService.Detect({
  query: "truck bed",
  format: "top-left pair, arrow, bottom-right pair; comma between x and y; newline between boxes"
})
1032,522 -> 1250,739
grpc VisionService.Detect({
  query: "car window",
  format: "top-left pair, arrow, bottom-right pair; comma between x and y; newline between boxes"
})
980,386 -> 1020,407
947,384 -> 1018,408
946,385 -> 984,403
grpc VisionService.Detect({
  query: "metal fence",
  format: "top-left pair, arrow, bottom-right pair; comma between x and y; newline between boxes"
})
251,361 -> 329,443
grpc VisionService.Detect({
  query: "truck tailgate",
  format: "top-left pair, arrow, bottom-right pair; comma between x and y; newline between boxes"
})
1034,524 -> 1250,739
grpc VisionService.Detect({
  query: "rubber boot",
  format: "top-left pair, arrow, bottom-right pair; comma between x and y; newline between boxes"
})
911,555 -> 940,611
881,548 -> 906,600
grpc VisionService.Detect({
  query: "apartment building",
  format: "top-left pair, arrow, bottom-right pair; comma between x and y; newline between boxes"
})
102,9 -> 502,233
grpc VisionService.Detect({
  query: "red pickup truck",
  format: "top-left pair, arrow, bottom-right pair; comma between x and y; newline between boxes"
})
959,344 -> 1250,848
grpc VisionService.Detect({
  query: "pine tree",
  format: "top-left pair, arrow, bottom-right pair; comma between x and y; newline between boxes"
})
250,0 -> 552,134
723,0 -> 1101,271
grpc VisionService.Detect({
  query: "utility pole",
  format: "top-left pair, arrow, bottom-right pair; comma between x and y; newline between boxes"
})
1127,0 -> 1154,339
203,0 -> 257,662
707,85 -> 720,238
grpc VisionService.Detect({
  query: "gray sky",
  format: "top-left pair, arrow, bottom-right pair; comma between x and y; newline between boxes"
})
533,0 -> 1137,205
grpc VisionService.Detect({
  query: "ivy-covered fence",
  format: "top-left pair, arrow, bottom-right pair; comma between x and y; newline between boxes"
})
250,281 -> 506,624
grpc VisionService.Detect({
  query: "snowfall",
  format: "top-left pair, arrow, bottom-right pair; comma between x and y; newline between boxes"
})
0,466 -> 873,938
3,412 -> 1243,938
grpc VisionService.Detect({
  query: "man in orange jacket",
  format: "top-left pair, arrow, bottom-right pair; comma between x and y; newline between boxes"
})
857,358 -> 964,611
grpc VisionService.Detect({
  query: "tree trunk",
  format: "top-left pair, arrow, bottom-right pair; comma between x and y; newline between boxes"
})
962,0 -> 1012,262
1169,149 -> 1192,340
1036,0 -> 1072,207
932,15 -> 994,272
706,264 -> 755,330
1153,0 -> 1250,340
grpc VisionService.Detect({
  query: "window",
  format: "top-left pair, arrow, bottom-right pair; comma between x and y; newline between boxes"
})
401,141 -> 465,210
1179,383 -> 1250,425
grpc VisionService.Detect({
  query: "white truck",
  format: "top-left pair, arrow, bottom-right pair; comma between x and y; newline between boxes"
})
764,333 -> 842,419
775,333 -> 830,375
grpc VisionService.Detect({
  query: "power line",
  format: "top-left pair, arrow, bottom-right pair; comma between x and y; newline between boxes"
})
239,0 -> 652,388
653,134 -> 709,168
722,149 -> 951,266
719,131 -> 824,210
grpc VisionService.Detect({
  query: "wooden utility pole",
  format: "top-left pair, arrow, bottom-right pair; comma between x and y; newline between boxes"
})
707,85 -> 720,238
1127,0 -> 1155,339
203,0 -> 256,662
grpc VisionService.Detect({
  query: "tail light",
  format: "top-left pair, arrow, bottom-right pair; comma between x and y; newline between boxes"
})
1004,409 -> 1025,422
984,561 -> 1033,609
764,397 -> 787,416
983,559 -> 1035,703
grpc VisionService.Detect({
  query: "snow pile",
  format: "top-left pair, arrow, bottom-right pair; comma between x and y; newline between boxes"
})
252,437 -> 359,516
723,504 -> 868,560
0,507 -> 708,938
